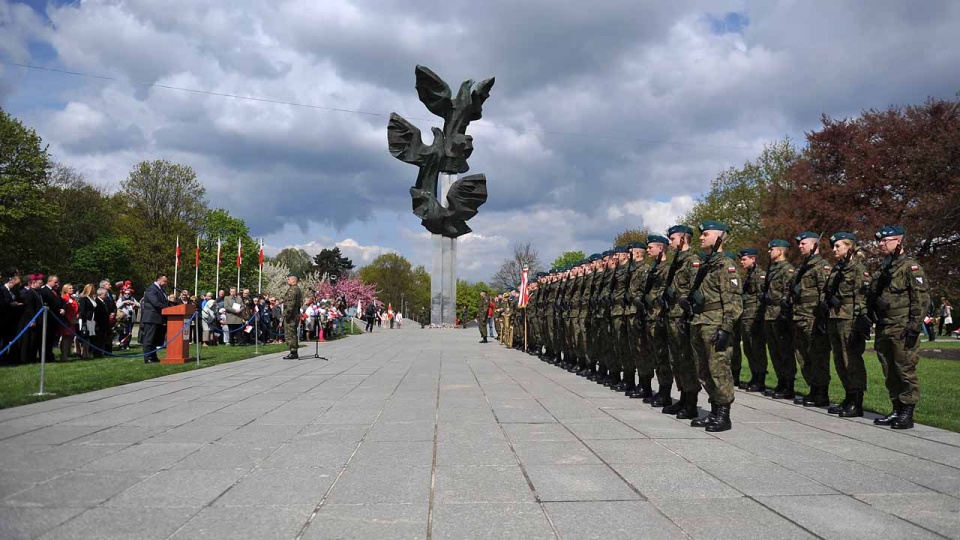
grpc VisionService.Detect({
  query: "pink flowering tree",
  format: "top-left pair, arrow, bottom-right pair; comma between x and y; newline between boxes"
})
312,276 -> 379,314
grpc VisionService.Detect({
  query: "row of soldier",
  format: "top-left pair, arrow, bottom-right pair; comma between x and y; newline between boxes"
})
489,222 -> 929,432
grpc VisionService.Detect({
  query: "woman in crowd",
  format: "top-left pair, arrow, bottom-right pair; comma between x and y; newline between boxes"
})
59,283 -> 79,362
94,288 -> 110,356
116,288 -> 139,350
939,298 -> 953,336
77,284 -> 97,359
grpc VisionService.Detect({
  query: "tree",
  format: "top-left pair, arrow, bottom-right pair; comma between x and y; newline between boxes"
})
195,208 -> 258,295
552,251 -> 585,269
316,276 -> 379,314
456,279 -> 495,323
117,160 -> 208,284
313,247 -> 355,282
260,261 -> 290,299
764,98 -> 960,299
683,138 -> 801,254
357,253 -> 429,316
491,242 -> 544,291
273,248 -> 313,279
0,108 -> 54,270
613,227 -> 651,248
69,235 -> 133,286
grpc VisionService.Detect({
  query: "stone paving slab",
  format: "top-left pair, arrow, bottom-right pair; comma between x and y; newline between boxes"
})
1,327 -> 959,539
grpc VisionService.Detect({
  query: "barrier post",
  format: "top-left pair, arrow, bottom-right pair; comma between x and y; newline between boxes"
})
34,307 -> 54,397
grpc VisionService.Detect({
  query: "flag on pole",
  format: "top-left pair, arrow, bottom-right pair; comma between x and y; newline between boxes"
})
518,266 -> 530,307
217,237 -> 222,266
195,236 -> 201,266
258,239 -> 264,267
175,236 -> 181,267
237,238 -> 242,268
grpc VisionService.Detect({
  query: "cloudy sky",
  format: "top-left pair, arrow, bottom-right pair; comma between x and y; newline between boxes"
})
2,0 -> 958,281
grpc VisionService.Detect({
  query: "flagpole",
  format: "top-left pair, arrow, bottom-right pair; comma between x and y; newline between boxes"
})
256,239 -> 263,354
236,237 -> 242,292
258,239 -> 263,295
194,235 -> 200,299
215,237 -> 221,298
174,235 -> 180,291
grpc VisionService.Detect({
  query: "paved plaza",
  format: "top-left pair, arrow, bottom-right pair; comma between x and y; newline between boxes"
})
1,327 -> 959,539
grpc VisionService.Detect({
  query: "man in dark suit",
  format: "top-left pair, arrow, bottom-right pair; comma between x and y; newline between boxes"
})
1,268 -> 23,363
18,274 -> 46,363
100,280 -> 118,354
141,274 -> 171,364
38,275 -> 65,362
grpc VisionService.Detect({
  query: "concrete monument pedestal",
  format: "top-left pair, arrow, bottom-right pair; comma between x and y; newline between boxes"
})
431,173 -> 458,326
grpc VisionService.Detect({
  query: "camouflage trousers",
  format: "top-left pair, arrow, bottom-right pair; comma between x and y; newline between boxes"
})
792,317 -> 832,389
729,322 -> 742,380
284,319 -> 299,351
592,317 -> 613,369
875,322 -> 920,405
648,321 -> 674,386
575,315 -> 588,364
610,317 -> 626,372
478,317 -> 488,339
740,318 -> 767,376
692,323 -> 736,406
501,314 -> 511,345
828,318 -> 867,393
666,317 -> 700,393
765,319 -> 795,384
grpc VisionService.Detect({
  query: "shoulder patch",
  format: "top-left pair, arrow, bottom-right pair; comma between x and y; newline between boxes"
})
787,269 -> 795,274
731,278 -> 739,287
823,265 -> 831,271
864,272 -> 871,278
692,262 -> 700,268
911,265 -> 920,271
727,267 -> 737,273
759,275 -> 766,280
916,277 -> 924,285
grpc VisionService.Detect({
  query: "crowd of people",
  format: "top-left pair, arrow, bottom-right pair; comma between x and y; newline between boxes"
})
479,223 -> 937,432
0,267 -> 358,365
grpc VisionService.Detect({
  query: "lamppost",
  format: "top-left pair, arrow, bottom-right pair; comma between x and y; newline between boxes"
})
400,293 -> 405,319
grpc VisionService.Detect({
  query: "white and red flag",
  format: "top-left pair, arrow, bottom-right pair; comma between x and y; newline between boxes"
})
518,266 -> 530,307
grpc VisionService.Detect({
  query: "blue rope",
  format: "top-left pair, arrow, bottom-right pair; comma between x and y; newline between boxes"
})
50,310 -> 198,359
0,307 -> 46,357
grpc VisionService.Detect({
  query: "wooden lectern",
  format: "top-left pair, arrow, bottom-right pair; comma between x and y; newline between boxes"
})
161,304 -> 195,364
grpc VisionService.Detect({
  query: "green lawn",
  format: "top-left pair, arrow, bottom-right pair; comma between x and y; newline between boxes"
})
0,326 -> 360,409
762,338 -> 960,433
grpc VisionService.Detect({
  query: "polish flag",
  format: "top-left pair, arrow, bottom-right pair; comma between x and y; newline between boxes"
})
518,266 -> 530,307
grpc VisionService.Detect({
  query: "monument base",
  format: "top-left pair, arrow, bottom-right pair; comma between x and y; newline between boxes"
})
431,234 -> 457,326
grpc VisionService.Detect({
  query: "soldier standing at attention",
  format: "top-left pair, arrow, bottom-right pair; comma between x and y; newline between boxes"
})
622,242 -> 648,397
641,236 -> 673,402
790,231 -> 833,407
870,225 -> 929,430
282,273 -> 304,360
824,232 -> 869,417
738,248 -> 768,393
685,221 -> 742,431
477,291 -> 491,343
660,225 -> 701,415
763,240 -> 796,399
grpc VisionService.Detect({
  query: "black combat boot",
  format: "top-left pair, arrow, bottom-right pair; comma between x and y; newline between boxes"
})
803,386 -> 830,407
691,401 -> 717,427
747,372 -> 766,393
652,384 -> 674,408
793,386 -> 807,404
828,392 -> 851,414
763,380 -> 780,397
628,377 -> 652,399
705,404 -> 732,432
839,392 -> 864,418
618,370 -> 636,393
732,370 -> 742,389
874,400 -> 903,426
586,365 -> 601,381
603,371 -> 620,387
891,404 -> 915,430
676,391 -> 699,420
282,351 -> 299,360
773,380 -> 795,400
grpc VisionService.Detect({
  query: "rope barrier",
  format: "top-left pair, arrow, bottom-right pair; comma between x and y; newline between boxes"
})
49,311 -> 198,359
0,307 -> 46,357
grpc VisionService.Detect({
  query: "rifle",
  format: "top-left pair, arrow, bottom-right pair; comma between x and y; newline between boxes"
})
866,242 -> 902,323
682,232 -> 725,319
781,232 -> 823,324
637,249 -> 664,329
825,248 -> 855,311
658,237 -> 687,320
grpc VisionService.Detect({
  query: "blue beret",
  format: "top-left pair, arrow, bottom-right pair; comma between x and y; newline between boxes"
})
287,272 -> 301,278
589,253 -> 602,261
601,250 -> 612,257
646,234 -> 669,245
738,248 -> 759,256
667,225 -> 694,237
795,231 -> 819,243
876,225 -> 905,240
614,245 -> 629,254
628,241 -> 647,250
830,232 -> 857,244
768,239 -> 790,248
536,272 -> 547,278
699,220 -> 729,233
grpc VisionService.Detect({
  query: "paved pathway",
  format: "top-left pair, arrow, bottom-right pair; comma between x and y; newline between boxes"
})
1,327 -> 959,539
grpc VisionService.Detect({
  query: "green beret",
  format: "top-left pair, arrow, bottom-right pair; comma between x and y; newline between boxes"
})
614,245 -> 629,254
829,232 -> 857,244
795,231 -> 818,243
589,253 -> 602,261
667,225 -> 693,236
768,239 -> 790,248
601,250 -> 612,258
287,272 -> 300,278
647,234 -> 669,245
536,272 -> 547,278
628,241 -> 647,249
738,248 -> 758,256
876,225 -> 905,240
699,220 -> 729,233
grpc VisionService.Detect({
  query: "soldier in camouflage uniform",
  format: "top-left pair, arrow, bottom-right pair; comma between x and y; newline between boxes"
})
762,239 -> 796,399
637,236 -> 673,402
580,254 -> 602,378
684,221 -> 743,431
660,225 -> 701,414
609,246 -> 632,391
725,252 -> 745,388
789,231 -> 833,407
282,273 -> 304,360
501,291 -> 513,347
824,232 -> 869,417
588,254 -> 612,381
567,261 -> 587,372
621,242 -> 647,396
738,248 -> 768,393
596,252 -> 618,385
869,225 -> 929,430
561,269 -> 578,369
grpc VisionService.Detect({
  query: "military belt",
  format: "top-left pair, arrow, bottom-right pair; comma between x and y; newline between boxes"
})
884,307 -> 910,317
796,295 -> 820,305
701,301 -> 724,313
